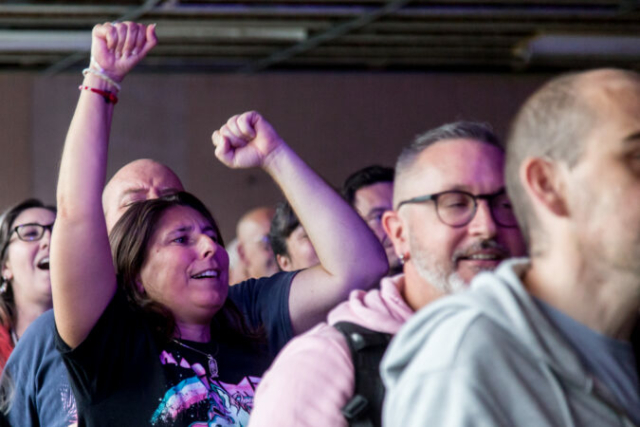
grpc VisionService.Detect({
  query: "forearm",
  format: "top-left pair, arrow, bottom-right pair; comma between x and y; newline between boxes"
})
53,22 -> 156,348
212,111 -> 387,334
52,73 -> 117,348
263,144 -> 387,334
264,144 -> 387,286
57,73 -> 113,221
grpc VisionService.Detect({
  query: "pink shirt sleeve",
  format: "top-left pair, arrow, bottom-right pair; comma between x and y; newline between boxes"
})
249,322 -> 354,427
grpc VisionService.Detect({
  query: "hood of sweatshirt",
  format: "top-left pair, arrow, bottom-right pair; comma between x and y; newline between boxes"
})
327,274 -> 414,334
382,258 -> 620,403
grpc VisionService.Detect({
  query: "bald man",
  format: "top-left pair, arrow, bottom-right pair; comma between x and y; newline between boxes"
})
102,158 -> 183,231
382,69 -> 640,426
236,206 -> 278,280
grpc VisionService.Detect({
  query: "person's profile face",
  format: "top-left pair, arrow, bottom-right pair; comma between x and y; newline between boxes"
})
560,79 -> 640,277
280,225 -> 319,272
241,215 -> 279,278
353,182 -> 399,271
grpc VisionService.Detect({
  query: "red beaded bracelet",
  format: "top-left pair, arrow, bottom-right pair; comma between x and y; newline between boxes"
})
78,85 -> 118,104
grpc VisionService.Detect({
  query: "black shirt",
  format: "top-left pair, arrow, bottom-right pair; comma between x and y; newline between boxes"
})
56,271 -> 295,426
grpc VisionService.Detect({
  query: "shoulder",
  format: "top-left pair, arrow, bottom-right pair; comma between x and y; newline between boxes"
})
382,268 -> 532,396
389,292 -> 525,378
382,313 -> 534,427
250,322 -> 352,427
262,322 -> 352,384
6,310 -> 56,365
21,310 -> 56,338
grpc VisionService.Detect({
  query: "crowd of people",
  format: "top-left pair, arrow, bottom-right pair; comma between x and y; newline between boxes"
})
0,21 -> 636,427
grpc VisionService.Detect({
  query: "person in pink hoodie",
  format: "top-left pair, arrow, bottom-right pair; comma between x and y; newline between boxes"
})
248,121 -> 527,427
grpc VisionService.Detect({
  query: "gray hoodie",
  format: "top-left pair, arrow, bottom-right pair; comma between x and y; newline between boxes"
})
381,259 -> 637,427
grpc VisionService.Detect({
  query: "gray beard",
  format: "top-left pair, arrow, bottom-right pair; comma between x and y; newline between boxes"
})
409,234 -> 468,295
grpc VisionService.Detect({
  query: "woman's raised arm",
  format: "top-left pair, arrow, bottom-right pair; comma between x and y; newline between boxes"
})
52,22 -> 157,348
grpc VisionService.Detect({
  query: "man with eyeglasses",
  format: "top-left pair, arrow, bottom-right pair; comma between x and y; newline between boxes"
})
248,121 -> 526,427
382,69 -> 640,426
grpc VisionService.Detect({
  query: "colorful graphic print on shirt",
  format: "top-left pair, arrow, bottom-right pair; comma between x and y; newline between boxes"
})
60,382 -> 79,426
151,348 -> 260,426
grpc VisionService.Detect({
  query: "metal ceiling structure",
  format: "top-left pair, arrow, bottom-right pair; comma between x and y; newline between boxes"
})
0,0 -> 638,74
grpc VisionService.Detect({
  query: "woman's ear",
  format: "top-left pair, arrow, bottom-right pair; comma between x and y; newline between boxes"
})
2,260 -> 13,283
521,156 -> 569,219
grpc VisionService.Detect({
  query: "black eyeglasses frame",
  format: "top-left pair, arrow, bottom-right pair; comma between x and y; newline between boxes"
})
9,222 -> 55,242
396,189 -> 518,228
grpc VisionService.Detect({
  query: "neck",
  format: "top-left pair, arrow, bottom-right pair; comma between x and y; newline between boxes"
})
526,243 -> 640,340
15,300 -> 52,339
175,321 -> 211,342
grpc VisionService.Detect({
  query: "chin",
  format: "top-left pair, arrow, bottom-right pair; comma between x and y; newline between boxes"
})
197,293 -> 227,309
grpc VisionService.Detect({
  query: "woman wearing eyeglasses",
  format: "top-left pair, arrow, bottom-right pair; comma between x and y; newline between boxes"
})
0,199 -> 56,370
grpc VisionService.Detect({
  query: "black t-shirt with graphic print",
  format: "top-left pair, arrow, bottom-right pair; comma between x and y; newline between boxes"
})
55,272 -> 294,426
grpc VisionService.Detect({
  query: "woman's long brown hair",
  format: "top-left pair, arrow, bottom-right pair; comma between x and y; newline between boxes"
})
108,192 -> 263,346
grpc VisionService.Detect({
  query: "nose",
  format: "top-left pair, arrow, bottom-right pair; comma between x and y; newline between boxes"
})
198,234 -> 217,259
147,188 -> 160,201
467,200 -> 497,239
40,227 -> 53,249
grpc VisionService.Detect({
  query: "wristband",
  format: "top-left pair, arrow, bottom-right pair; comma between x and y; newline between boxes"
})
78,85 -> 118,104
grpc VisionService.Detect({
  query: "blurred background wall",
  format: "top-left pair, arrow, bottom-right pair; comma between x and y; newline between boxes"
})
0,71 -> 548,240
1,1 -> 636,239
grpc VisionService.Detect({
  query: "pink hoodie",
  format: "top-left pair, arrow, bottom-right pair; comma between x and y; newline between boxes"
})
249,274 -> 413,427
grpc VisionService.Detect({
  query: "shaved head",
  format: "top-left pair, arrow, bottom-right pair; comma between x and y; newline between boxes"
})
506,68 -> 640,248
236,206 -> 278,279
102,159 -> 184,231
237,207 -> 276,238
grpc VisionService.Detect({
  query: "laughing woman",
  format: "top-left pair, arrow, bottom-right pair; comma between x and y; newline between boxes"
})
51,23 -> 271,426
53,20 -> 387,426
0,199 -> 55,371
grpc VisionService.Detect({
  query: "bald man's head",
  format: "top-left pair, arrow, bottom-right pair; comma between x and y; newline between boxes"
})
506,68 -> 640,247
236,206 -> 278,279
102,159 -> 184,231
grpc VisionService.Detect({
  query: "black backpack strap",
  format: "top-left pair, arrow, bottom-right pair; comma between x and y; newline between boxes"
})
334,321 -> 392,427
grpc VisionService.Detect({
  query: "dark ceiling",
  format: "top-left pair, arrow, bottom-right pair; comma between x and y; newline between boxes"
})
1,0 -> 639,74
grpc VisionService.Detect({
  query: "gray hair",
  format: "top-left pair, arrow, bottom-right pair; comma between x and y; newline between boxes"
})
394,121 -> 503,206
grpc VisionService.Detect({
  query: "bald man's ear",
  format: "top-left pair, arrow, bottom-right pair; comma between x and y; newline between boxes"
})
276,254 -> 293,272
382,210 -> 409,262
236,242 -> 248,264
521,157 -> 569,218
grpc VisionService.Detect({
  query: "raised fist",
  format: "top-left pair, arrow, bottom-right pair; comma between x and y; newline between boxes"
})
212,111 -> 285,169
90,22 -> 157,83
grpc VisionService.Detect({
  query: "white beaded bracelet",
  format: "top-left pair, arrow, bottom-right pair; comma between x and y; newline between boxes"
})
82,57 -> 121,92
